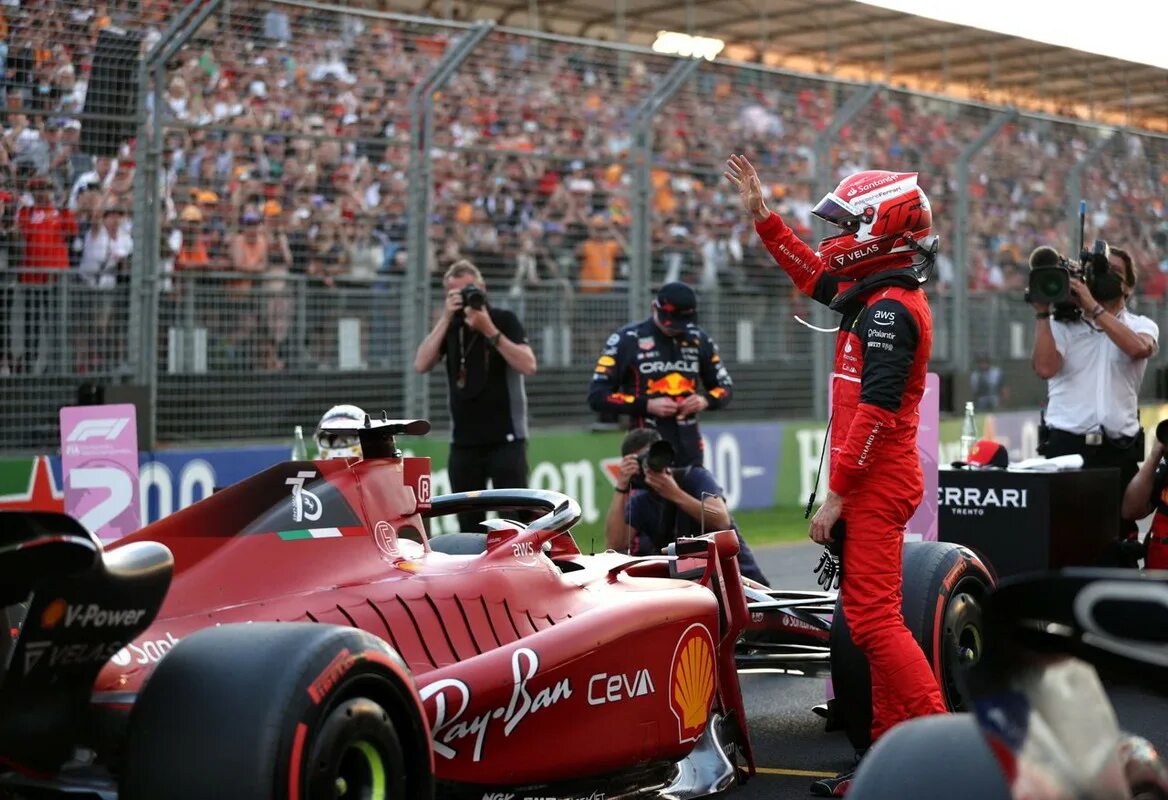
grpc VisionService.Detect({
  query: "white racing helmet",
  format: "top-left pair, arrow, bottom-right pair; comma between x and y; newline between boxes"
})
315,404 -> 366,459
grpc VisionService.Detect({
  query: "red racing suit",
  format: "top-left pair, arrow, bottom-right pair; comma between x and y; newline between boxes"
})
1143,458 -> 1168,569
755,212 -> 945,742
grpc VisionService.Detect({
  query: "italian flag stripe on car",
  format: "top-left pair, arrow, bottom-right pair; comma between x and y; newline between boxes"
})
277,528 -> 344,540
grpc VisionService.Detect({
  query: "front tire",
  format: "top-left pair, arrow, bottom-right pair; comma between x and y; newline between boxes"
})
830,541 -> 993,752
121,623 -> 431,800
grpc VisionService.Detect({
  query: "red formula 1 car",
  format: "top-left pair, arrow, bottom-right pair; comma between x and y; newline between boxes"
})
0,419 -> 757,800
0,417 -> 993,799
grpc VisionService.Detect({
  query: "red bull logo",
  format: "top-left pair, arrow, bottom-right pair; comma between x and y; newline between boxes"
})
646,373 -> 696,396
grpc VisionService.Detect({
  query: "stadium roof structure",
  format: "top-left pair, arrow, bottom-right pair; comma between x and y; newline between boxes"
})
396,0 -> 1168,132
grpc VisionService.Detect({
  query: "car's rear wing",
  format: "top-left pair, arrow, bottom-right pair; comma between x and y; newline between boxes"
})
0,511 -> 172,774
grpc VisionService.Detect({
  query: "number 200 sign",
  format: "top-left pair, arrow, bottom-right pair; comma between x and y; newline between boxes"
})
59,404 -> 141,543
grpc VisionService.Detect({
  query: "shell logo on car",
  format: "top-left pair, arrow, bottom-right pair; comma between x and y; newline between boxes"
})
669,623 -> 716,743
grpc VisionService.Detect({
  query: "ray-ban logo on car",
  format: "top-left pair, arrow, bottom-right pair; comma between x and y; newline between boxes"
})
286,470 -> 322,523
67,418 -> 131,442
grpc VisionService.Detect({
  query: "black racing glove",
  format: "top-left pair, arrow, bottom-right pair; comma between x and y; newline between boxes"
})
812,520 -> 846,591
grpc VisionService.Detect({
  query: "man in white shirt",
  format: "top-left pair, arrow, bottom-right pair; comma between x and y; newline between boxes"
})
1032,244 -> 1157,565
77,204 -> 133,371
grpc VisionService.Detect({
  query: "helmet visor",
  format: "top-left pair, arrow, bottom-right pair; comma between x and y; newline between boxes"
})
811,193 -> 861,231
316,431 -> 359,452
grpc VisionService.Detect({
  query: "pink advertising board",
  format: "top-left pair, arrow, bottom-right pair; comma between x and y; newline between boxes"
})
59,404 -> 141,543
906,372 -> 940,541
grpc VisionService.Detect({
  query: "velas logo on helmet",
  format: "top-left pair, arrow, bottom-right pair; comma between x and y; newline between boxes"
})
812,170 -> 932,281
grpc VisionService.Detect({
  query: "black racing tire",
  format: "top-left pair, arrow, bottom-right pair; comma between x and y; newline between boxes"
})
848,713 -> 1009,799
120,623 -> 432,800
428,532 -> 488,555
830,541 -> 993,752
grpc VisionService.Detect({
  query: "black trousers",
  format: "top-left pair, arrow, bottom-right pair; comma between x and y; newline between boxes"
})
1042,428 -> 1142,566
448,439 -> 529,531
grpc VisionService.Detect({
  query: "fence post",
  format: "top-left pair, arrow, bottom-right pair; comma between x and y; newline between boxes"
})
810,83 -> 879,419
403,21 -> 494,421
627,57 -> 700,323
131,0 -> 225,447
1067,130 -> 1117,251
953,110 -> 1015,376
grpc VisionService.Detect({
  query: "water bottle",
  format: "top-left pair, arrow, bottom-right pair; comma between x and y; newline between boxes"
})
291,424 -> 308,461
960,401 -> 978,462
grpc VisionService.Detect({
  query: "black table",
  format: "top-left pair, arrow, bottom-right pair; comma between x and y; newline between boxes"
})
937,466 -> 1119,579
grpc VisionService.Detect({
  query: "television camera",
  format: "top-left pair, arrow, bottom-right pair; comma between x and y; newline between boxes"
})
1026,201 -> 1119,323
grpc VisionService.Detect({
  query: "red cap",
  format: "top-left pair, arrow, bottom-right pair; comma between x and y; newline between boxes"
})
963,439 -> 1008,468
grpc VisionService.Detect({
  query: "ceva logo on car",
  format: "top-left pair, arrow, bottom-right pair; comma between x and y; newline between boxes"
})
40,599 -> 147,631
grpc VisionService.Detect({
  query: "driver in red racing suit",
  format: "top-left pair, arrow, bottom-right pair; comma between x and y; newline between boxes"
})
726,155 -> 944,797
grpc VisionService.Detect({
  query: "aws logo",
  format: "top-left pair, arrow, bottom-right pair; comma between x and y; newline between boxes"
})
669,623 -> 716,743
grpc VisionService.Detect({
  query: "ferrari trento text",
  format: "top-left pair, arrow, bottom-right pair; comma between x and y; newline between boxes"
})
420,647 -> 573,763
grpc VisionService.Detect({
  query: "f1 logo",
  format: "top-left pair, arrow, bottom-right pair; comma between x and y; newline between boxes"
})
67,418 -> 130,443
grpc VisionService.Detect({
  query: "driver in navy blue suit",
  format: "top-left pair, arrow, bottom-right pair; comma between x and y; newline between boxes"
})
604,428 -> 769,586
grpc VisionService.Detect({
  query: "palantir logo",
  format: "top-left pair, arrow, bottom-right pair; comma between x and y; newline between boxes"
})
286,470 -> 323,523
67,418 -> 130,443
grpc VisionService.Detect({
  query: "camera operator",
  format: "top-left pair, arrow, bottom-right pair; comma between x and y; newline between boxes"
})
588,281 -> 733,468
1121,419 -> 1168,569
605,428 -> 769,586
1031,244 -> 1158,564
414,260 -> 538,531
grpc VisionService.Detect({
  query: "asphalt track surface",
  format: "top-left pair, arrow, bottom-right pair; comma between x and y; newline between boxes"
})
733,542 -> 1168,800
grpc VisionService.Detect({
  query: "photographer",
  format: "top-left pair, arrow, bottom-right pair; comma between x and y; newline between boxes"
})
1121,420 -> 1168,570
414,260 -> 537,531
1031,244 -> 1158,564
605,428 -> 769,586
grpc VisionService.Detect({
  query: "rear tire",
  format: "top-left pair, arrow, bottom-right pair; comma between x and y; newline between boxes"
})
121,623 -> 431,800
830,541 -> 993,752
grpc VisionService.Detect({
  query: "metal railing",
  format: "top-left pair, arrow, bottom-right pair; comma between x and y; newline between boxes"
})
0,0 -> 1166,453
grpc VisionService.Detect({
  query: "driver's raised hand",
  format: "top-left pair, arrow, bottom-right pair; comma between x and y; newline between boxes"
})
723,154 -> 771,223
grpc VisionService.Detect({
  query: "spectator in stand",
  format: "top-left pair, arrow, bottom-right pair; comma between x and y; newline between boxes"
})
576,214 -> 625,293
224,211 -> 268,367
77,197 -> 132,371
260,202 -> 293,371
69,156 -> 117,210
0,186 -> 11,374
15,177 -> 76,373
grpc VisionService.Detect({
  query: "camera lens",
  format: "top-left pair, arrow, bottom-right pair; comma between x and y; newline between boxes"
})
1157,419 -> 1168,447
645,440 -> 675,472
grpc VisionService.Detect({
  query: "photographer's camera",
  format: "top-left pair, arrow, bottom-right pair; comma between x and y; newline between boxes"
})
459,284 -> 487,311
630,440 -> 676,489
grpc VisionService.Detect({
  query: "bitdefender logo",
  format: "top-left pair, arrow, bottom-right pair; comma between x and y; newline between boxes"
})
937,487 -> 1027,516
